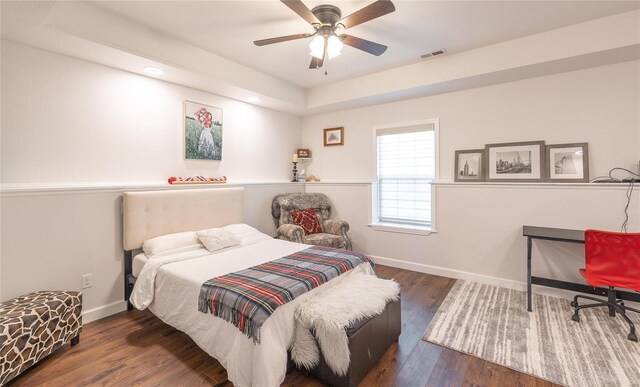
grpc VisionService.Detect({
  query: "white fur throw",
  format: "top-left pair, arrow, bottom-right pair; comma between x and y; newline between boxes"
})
291,273 -> 401,376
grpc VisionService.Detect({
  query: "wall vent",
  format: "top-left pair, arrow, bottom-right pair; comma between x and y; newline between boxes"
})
420,49 -> 447,59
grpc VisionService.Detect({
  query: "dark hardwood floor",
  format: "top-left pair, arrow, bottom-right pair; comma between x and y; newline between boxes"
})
10,266 -> 556,386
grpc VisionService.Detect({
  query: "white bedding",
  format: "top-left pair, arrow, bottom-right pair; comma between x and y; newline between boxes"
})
132,253 -> 147,278
130,225 -> 374,387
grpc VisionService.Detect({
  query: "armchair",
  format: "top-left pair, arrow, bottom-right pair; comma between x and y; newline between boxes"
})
271,193 -> 352,250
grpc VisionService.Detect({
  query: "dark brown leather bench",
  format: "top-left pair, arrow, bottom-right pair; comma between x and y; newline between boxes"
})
308,298 -> 401,387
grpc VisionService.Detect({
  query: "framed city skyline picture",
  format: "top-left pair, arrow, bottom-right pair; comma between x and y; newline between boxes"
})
184,100 -> 223,161
485,140 -> 546,182
546,143 -> 589,183
454,149 -> 485,182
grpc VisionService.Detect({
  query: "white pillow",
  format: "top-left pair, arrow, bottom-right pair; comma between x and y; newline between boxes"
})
196,228 -> 241,252
222,223 -> 273,246
142,231 -> 201,258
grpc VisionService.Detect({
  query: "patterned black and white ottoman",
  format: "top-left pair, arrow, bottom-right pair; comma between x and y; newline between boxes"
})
0,291 -> 82,385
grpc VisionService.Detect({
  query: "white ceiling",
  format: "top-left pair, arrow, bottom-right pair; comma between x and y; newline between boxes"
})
1,1 -> 638,115
89,0 -> 640,88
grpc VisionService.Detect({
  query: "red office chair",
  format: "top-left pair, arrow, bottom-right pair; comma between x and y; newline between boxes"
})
571,229 -> 640,342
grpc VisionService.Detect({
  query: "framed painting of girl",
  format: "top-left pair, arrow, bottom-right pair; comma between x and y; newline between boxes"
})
184,101 -> 223,161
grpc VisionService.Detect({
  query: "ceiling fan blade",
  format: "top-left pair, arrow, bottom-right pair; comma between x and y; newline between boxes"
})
309,56 -> 324,69
254,33 -> 311,46
281,0 -> 320,25
339,0 -> 395,29
341,34 -> 388,56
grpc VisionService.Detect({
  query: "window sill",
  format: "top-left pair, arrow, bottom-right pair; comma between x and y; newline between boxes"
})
368,223 -> 436,236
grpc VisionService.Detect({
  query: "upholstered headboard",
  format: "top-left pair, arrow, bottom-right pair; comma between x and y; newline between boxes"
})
122,187 -> 244,251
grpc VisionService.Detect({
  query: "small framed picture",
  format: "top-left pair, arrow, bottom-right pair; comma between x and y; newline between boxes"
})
297,148 -> 311,158
485,140 -> 546,182
454,149 -> 485,182
324,127 -> 344,146
546,143 -> 589,183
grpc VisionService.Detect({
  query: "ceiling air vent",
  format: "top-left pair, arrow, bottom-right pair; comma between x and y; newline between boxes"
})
421,49 -> 447,59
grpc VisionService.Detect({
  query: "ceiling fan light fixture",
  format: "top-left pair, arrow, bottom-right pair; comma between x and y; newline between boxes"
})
327,35 -> 343,59
309,35 -> 325,59
256,0 -> 396,69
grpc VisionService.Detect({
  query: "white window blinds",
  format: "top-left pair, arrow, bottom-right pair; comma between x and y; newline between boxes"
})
376,124 -> 435,227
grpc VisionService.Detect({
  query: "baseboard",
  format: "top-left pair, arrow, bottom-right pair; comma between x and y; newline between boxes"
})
368,254 -> 585,302
82,300 -> 128,323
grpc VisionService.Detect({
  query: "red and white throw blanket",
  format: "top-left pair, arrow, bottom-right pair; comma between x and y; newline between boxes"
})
198,246 -> 373,343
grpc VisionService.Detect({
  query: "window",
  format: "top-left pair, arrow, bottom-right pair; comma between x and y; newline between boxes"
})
371,120 -> 437,233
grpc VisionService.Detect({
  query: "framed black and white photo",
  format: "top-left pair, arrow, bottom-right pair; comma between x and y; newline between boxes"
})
454,149 -> 485,182
546,143 -> 589,183
485,141 -> 545,182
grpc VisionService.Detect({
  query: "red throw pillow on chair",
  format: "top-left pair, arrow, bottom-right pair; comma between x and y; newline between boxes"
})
290,208 -> 322,235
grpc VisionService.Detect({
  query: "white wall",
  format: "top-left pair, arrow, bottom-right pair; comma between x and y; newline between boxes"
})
302,61 -> 640,181
0,183 -> 303,321
1,41 -> 302,185
306,183 -> 638,287
302,61 -> 640,291
1,41 -> 639,320
0,42 -> 304,318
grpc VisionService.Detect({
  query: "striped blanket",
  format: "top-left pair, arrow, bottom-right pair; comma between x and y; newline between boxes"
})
198,246 -> 373,343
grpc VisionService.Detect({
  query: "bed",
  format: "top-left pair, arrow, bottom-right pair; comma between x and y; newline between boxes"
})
122,188 -> 374,387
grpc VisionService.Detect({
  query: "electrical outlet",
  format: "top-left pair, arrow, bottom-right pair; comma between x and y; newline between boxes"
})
82,274 -> 93,289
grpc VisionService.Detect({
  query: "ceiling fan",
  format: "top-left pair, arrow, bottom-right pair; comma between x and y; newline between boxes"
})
254,0 -> 396,70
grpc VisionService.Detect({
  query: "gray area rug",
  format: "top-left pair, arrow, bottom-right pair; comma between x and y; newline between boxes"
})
423,281 -> 640,386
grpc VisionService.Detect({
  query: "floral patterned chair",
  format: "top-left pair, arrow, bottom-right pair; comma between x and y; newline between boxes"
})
271,193 -> 352,250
